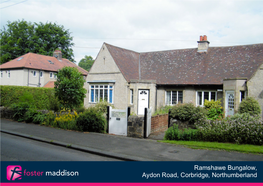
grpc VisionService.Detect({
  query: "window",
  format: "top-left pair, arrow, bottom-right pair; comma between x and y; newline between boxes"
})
130,89 -> 134,104
33,71 -> 36,77
50,72 -> 53,78
7,71 -> 10,78
40,71 -> 43,78
0,71 -> 3,78
166,91 -> 183,105
240,91 -> 246,102
17,57 -> 23,61
54,73 -> 57,79
196,91 -> 217,106
90,85 -> 114,103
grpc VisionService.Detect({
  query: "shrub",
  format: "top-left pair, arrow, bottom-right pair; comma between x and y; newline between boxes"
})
76,107 -> 106,133
204,99 -> 224,120
54,111 -> 79,130
43,111 -> 56,126
238,97 -> 261,117
49,96 -> 61,112
11,102 -> 31,122
196,114 -> 263,145
93,100 -> 114,114
164,124 -> 200,141
24,108 -> 39,123
19,91 -> 35,106
32,112 -> 46,124
152,105 -> 173,116
170,103 -> 207,124
0,85 -> 56,110
74,104 -> 86,113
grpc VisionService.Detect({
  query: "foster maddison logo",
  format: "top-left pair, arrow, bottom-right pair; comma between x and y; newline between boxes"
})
6,165 -> 22,181
6,165 -> 79,181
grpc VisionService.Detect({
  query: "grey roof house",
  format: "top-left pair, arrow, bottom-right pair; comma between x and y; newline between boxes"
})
84,36 -> 263,117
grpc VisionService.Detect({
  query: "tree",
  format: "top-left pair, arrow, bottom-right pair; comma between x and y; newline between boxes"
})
78,55 -> 94,71
0,20 -> 75,64
54,67 -> 87,110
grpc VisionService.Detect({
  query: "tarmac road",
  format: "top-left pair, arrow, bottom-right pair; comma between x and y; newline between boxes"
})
1,133 -> 122,161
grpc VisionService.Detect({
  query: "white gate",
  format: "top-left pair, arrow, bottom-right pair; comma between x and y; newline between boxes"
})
109,106 -> 127,136
144,107 -> 152,138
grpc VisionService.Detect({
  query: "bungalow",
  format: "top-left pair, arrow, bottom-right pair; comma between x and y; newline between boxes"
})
0,50 -> 88,87
85,36 -> 263,118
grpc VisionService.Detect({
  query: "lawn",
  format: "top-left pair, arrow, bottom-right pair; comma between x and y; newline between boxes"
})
159,140 -> 263,155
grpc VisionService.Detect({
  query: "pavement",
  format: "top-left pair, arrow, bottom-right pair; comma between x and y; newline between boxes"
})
1,118 -> 263,161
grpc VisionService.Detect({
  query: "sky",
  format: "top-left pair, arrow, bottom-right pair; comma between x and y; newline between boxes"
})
1,0 -> 263,64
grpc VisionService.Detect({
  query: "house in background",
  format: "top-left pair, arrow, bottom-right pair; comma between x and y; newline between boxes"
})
0,50 -> 88,88
84,36 -> 263,118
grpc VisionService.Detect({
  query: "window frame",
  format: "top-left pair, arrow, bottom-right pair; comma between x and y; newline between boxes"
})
196,91 -> 217,106
7,71 -> 10,78
90,84 -> 114,104
130,89 -> 134,105
50,72 -> 53,78
40,71 -> 43,78
0,71 -> 3,78
165,90 -> 183,105
240,91 -> 246,103
33,70 -> 37,77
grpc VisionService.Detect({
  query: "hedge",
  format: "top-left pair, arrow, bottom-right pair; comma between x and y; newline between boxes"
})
0,85 -> 58,110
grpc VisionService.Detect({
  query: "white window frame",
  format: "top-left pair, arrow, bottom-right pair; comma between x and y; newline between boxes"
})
54,73 -> 57,79
240,91 -> 246,103
196,91 -> 217,106
130,89 -> 134,105
0,71 -> 3,78
50,72 -> 53,78
40,71 -> 43,78
89,84 -> 114,104
7,71 -> 10,78
165,90 -> 183,105
33,71 -> 37,77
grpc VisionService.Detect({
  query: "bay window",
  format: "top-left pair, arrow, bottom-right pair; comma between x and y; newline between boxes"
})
90,85 -> 113,103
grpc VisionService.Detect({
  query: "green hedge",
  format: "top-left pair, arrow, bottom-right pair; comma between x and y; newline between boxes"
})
0,85 -> 58,110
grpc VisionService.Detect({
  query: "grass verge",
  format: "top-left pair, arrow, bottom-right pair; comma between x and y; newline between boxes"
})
159,140 -> 263,155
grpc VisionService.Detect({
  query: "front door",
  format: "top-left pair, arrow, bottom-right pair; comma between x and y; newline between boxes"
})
225,91 -> 235,117
138,90 -> 149,115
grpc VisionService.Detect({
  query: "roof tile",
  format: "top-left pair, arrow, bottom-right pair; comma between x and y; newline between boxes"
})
0,53 -> 88,76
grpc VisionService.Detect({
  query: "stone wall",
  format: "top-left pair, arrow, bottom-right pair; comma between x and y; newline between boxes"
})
127,116 -> 144,138
151,114 -> 168,133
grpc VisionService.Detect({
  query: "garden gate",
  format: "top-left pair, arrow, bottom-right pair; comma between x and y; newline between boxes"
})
144,107 -> 152,138
108,106 -> 129,136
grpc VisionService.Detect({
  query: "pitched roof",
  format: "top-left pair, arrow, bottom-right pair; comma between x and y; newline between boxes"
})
43,81 -> 55,88
105,43 -> 140,82
106,43 -> 263,85
0,53 -> 88,76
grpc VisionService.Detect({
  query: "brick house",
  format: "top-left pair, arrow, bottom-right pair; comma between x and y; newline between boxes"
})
84,36 -> 263,117
0,50 -> 88,88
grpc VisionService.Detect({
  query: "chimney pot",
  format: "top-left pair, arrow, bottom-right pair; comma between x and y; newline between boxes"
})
197,35 -> 210,53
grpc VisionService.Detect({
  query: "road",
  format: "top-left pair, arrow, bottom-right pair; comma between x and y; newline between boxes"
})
1,133 -> 121,161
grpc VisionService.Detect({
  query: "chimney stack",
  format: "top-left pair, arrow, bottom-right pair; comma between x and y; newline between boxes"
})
53,50 -> 62,61
197,35 -> 210,53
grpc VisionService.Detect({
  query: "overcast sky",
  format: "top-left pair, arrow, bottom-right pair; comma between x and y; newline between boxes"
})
1,0 -> 263,64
